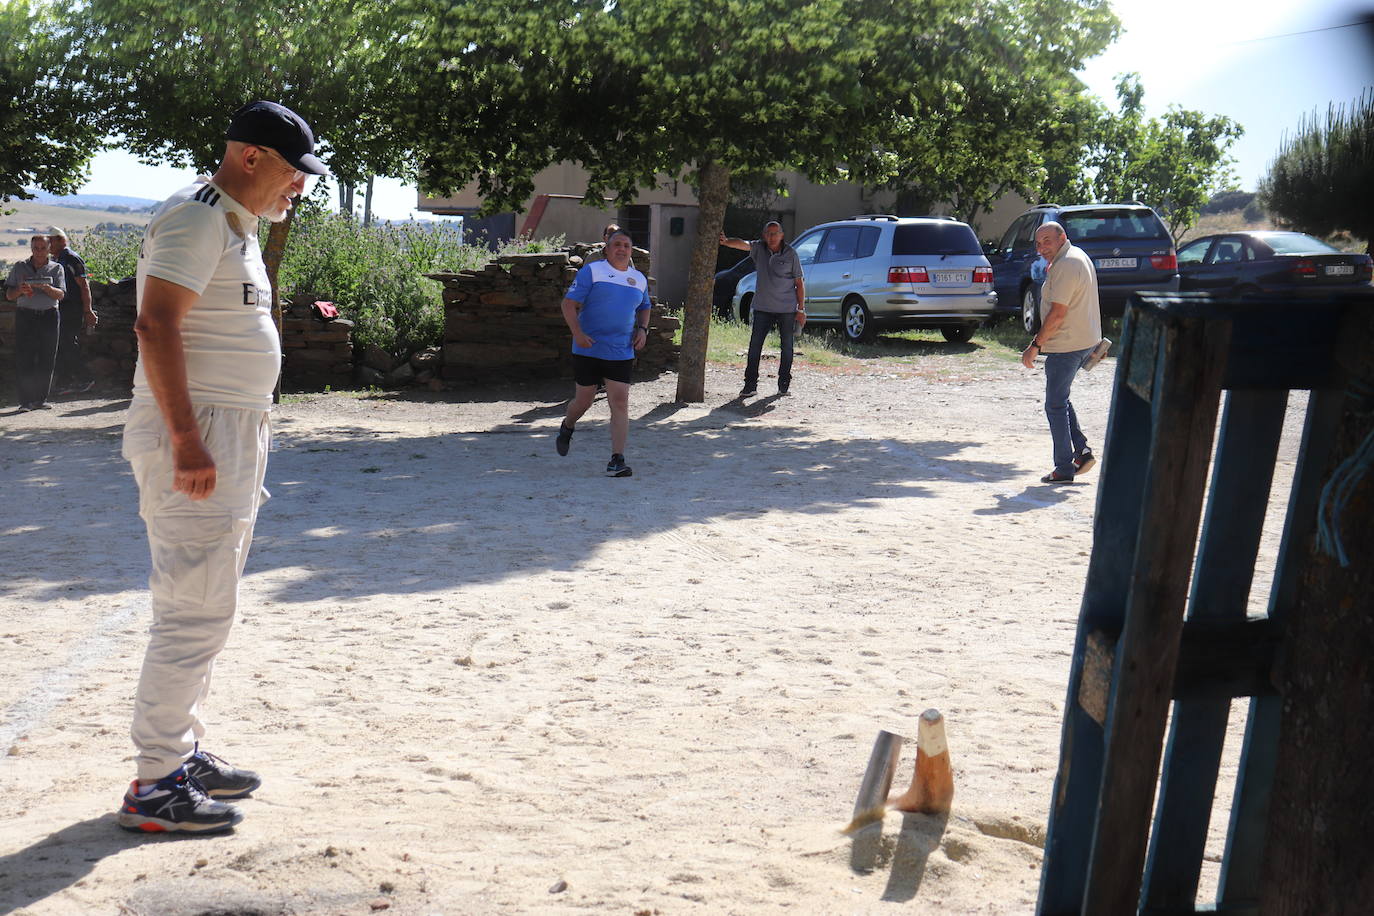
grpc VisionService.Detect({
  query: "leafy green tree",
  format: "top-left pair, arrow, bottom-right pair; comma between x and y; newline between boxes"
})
1261,90 -> 1374,249
0,1 -> 104,203
1082,74 -> 1243,238
71,0 -> 414,287
406,0 -> 1121,401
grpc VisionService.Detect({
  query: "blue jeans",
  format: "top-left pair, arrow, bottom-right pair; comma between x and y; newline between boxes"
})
1043,348 -> 1092,476
15,307 -> 60,406
744,310 -> 796,391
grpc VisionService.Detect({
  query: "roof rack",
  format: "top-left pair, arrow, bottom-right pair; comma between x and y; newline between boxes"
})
1031,203 -> 1060,210
847,214 -> 900,221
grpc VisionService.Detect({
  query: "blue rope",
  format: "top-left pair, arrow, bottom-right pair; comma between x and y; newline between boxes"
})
1316,379 -> 1374,568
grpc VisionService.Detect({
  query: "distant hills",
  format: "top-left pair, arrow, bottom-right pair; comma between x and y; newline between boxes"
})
26,190 -> 159,212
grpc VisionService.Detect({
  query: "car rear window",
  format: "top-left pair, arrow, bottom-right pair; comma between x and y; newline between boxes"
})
1254,233 -> 1339,255
1061,209 -> 1169,242
892,223 -> 981,256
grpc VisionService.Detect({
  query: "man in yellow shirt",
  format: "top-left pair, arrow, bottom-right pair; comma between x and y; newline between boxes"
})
1020,222 -> 1110,483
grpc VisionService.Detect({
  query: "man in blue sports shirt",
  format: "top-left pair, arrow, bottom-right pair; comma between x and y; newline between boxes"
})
555,230 -> 651,477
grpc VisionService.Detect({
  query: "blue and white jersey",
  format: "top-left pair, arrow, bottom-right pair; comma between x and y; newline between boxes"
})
565,260 -> 652,360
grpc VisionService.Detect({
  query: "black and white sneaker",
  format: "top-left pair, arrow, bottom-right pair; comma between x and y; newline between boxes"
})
739,385 -> 757,398
117,767 -> 244,833
184,745 -> 262,798
605,454 -> 633,478
1073,448 -> 1097,476
556,422 -> 574,457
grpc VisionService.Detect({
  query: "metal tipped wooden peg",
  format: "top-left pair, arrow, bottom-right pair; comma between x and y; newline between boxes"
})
842,729 -> 903,834
890,708 -> 954,815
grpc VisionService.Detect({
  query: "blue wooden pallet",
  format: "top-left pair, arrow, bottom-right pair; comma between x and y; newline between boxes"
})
1037,292 -> 1371,915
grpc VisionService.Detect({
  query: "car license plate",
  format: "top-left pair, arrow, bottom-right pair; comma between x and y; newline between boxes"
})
1325,264 -> 1355,276
1096,258 -> 1136,269
933,271 -> 965,283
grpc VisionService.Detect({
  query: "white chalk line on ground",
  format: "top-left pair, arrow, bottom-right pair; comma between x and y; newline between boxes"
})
0,597 -> 146,755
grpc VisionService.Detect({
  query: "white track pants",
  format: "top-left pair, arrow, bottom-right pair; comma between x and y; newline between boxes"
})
122,401 -> 270,781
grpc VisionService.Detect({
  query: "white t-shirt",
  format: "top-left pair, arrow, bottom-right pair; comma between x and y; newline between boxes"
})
132,180 -> 280,410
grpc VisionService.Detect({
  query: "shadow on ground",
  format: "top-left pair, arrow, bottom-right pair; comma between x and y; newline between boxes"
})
4,391 -> 1027,603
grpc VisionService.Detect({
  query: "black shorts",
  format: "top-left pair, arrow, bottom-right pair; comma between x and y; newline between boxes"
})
573,355 -> 634,387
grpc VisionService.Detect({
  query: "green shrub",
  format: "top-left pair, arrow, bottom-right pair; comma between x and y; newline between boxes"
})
72,225 -> 141,281
279,202 -> 563,356
68,203 -> 565,358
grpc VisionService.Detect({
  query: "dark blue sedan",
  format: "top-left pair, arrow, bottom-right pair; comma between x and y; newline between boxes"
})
1177,231 -> 1372,297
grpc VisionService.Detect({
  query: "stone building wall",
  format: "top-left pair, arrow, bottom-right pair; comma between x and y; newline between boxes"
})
432,245 -> 679,382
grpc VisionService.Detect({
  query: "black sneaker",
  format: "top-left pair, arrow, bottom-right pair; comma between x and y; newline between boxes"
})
556,422 -> 574,457
184,746 -> 262,798
1040,469 -> 1074,484
1073,449 -> 1097,476
117,767 -> 244,833
739,385 -> 757,398
605,453 -> 633,478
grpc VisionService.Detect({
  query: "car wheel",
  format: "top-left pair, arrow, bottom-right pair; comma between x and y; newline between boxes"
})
941,323 -> 978,344
738,293 -> 753,324
1021,286 -> 1040,334
841,297 -> 874,343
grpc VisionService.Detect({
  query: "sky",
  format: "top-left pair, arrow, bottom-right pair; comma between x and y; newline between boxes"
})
75,0 -> 1374,215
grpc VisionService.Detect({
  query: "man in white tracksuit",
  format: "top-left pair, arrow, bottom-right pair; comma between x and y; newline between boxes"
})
117,101 -> 327,833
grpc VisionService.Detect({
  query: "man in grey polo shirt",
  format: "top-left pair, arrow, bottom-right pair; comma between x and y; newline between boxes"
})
5,234 -> 66,410
721,220 -> 806,396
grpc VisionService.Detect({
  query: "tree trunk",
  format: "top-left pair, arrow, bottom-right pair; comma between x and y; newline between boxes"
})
339,181 -> 354,217
674,160 -> 731,403
263,209 -> 295,403
363,176 -> 375,227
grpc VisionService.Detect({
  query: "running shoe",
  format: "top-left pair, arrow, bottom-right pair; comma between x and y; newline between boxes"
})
556,422 -> 574,457
1082,338 -> 1112,371
739,385 -> 757,398
117,767 -> 244,833
1073,448 -> 1097,476
605,453 -> 633,478
184,746 -> 262,798
1040,470 -> 1075,484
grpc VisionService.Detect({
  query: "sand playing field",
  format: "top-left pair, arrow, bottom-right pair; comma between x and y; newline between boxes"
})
0,350 -> 1299,914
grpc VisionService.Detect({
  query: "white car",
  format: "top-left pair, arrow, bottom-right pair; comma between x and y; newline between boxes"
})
732,215 -> 997,342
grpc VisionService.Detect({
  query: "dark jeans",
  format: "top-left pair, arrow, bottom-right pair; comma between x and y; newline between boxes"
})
1043,347 -> 1093,475
55,302 -> 91,385
744,310 -> 796,391
15,307 -> 60,406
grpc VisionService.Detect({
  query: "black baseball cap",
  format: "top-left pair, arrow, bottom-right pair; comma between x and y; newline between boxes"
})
225,101 -> 329,176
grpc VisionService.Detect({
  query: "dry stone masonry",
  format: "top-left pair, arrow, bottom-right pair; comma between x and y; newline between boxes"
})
431,243 -> 679,382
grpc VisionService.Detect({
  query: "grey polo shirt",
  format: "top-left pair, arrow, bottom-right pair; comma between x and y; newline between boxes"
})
749,240 -> 804,314
6,258 -> 66,311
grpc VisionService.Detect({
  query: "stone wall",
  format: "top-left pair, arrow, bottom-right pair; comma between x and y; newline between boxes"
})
0,281 -> 357,397
281,300 -> 355,392
0,278 -> 140,393
432,245 -> 679,382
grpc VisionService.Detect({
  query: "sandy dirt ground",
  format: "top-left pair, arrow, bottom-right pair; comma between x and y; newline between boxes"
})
0,346 -> 1302,915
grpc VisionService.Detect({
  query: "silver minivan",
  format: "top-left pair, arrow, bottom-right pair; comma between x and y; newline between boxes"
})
732,215 -> 998,342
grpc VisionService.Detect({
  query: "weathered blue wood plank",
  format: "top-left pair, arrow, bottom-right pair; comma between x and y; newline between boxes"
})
1038,308 -> 1157,915
1080,312 -> 1230,914
1142,389 -> 1289,910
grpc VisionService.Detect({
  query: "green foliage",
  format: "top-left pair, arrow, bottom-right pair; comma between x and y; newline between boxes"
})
71,226 -> 142,281
1077,74 -> 1243,238
277,202 -> 561,355
1261,90 -> 1374,248
72,0 -> 412,184
876,3 -> 1120,228
0,1 -> 104,202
